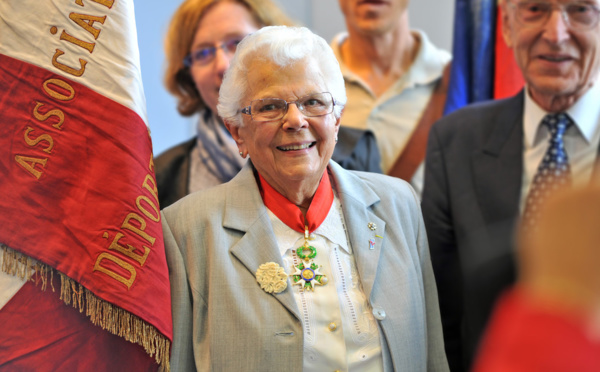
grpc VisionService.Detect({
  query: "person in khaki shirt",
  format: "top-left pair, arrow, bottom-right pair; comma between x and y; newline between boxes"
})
332,0 -> 451,195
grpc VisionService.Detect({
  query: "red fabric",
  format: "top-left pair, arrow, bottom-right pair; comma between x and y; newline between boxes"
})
473,288 -> 600,372
259,170 -> 334,233
0,54 -> 172,339
0,280 -> 157,371
494,11 -> 525,99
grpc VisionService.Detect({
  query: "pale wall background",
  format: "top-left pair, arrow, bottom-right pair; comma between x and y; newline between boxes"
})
134,0 -> 455,155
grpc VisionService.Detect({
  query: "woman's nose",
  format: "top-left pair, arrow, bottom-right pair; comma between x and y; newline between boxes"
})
213,47 -> 232,75
281,103 -> 308,130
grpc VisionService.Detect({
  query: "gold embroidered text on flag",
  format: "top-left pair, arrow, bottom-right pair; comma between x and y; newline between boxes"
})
0,0 -> 172,370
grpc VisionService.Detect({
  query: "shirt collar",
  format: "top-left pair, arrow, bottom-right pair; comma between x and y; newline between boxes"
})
271,192 -> 351,257
524,81 -> 600,147
330,30 -> 451,90
406,29 -> 452,87
258,170 -> 333,234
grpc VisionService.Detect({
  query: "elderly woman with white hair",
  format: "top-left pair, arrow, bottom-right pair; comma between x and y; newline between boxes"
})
162,26 -> 449,372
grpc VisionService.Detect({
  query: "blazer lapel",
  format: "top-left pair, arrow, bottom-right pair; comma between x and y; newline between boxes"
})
472,92 -> 524,226
224,163 -> 300,320
329,162 -> 385,301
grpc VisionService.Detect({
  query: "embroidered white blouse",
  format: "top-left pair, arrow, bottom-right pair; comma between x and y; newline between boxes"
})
268,191 -> 384,372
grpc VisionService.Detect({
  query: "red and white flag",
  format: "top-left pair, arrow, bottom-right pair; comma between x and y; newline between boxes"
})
0,0 -> 172,370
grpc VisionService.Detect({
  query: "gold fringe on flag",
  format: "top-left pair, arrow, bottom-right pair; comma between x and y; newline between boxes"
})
1,244 -> 170,371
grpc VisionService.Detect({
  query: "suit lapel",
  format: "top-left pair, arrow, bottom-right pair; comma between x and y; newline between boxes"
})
329,162 -> 384,301
223,161 -> 390,318
224,163 -> 300,320
344,205 -> 386,302
472,92 -> 524,226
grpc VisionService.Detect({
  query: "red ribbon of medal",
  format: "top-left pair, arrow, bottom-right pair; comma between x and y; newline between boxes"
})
258,170 -> 333,291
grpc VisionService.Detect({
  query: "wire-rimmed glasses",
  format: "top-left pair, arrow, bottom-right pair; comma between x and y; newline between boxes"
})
240,92 -> 335,122
509,1 -> 600,30
183,38 -> 243,67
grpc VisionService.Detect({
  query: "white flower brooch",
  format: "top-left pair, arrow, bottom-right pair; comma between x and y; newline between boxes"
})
256,262 -> 288,294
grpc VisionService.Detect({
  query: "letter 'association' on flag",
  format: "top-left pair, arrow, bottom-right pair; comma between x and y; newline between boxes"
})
0,0 -> 172,370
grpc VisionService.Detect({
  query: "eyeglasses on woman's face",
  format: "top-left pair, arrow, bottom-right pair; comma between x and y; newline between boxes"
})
184,38 -> 243,67
240,92 -> 336,122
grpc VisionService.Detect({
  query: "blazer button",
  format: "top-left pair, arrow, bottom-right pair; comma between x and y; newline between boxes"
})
372,307 -> 386,320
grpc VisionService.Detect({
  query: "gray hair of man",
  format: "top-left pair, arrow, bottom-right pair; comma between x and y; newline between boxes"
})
217,25 -> 347,127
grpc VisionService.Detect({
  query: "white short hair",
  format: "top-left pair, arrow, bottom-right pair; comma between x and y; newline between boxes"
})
217,26 -> 347,127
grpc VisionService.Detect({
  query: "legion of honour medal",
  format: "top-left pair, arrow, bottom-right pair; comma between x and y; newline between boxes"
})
291,226 -> 328,291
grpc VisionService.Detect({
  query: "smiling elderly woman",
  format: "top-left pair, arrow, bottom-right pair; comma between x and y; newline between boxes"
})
162,26 -> 449,372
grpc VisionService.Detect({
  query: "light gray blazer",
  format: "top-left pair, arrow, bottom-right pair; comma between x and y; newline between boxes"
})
162,160 -> 449,372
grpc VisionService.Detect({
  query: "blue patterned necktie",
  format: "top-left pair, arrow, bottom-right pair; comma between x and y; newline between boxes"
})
522,113 -> 573,228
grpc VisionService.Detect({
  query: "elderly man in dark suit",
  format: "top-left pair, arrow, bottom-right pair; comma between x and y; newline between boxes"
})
421,0 -> 600,371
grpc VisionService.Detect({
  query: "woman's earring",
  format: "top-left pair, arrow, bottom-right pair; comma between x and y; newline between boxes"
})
239,151 -> 243,157
335,136 -> 338,143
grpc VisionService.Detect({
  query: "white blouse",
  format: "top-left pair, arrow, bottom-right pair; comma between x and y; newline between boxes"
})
268,192 -> 384,372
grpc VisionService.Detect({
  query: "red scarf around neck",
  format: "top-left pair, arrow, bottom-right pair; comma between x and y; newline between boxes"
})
258,170 -> 334,234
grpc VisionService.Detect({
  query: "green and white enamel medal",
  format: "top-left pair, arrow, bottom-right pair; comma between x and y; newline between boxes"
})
291,226 -> 328,291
